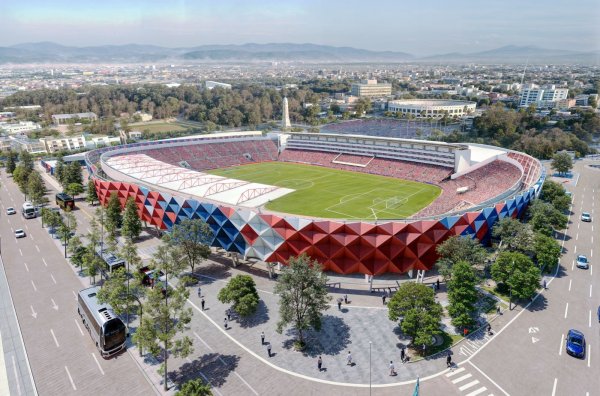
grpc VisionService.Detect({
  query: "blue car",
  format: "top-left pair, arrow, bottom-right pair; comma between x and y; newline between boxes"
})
566,329 -> 586,358
597,306 -> 600,323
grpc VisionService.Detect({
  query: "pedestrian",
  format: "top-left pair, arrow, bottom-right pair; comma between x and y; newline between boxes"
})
389,361 -> 396,376
317,356 -> 322,371
496,306 -> 500,315
224,317 -> 228,329
338,299 -> 342,311
261,331 -> 265,345
543,279 -> 547,289
400,347 -> 405,363
463,328 -> 468,337
487,324 -> 492,335
226,309 -> 231,321
446,353 -> 452,367
344,294 -> 348,304
437,279 -> 440,290
346,351 -> 352,366
201,298 -> 205,311
382,294 -> 387,305
267,343 -> 272,357
197,286 -> 201,298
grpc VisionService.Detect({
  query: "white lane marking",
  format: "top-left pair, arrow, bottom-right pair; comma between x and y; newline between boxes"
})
574,245 -> 577,253
30,306 -> 37,319
559,334 -> 564,356
25,224 -> 29,231
72,290 -> 77,300
591,249 -> 593,258
452,373 -> 472,384
445,367 -> 466,377
459,380 -> 480,391
576,233 -> 579,240
572,260 -> 575,271
193,331 -> 214,351
568,279 -> 572,291
198,371 -> 223,396
592,266 -> 594,276
23,262 -> 29,272
578,223 -> 580,229
11,355 -> 22,396
75,319 -> 84,336
30,280 -> 37,292
590,285 -> 593,298
51,299 -> 58,310
564,303 -> 569,319
50,329 -> 59,347
64,366 -> 76,390
30,234 -> 34,241
587,344 -> 591,367
50,274 -> 57,284
91,353 -> 105,375
551,378 -> 557,396
468,361 -> 510,396
19,249 -> 22,256
589,311 -> 592,328
35,245 -> 40,253
42,258 -> 48,267
465,387 -> 488,396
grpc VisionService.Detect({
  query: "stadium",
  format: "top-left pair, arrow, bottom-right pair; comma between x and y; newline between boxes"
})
387,99 -> 477,118
85,130 -> 544,276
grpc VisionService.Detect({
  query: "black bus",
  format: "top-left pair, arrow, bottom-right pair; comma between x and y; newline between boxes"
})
77,286 -> 126,358
56,193 -> 75,210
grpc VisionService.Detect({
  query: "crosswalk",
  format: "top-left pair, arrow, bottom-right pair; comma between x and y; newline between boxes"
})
458,333 -> 493,357
445,366 -> 493,396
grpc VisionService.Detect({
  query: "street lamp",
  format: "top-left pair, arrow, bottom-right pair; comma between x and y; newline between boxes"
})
126,259 -> 130,333
369,341 -> 372,396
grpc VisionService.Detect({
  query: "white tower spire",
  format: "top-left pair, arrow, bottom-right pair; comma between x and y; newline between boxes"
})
282,97 -> 291,130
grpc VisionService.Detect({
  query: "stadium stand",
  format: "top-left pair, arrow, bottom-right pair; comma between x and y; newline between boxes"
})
321,119 -> 457,138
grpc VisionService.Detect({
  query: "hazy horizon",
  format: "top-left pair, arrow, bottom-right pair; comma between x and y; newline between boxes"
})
1,0 -> 599,56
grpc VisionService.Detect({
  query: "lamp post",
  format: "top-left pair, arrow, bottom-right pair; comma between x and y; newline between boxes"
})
126,259 -> 130,333
369,341 -> 372,396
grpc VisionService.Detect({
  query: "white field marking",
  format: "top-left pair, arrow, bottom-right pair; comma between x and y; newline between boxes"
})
559,334 -> 564,356
465,387 -> 488,396
19,249 -> 22,256
23,262 -> 29,272
587,344 -> 591,367
552,378 -> 557,396
468,361 -> 510,396
42,258 -> 47,267
459,380 -> 480,391
74,319 -> 84,336
568,279 -> 572,291
30,280 -> 37,292
35,245 -> 40,253
50,274 -> 57,284
91,354 -> 105,375
50,329 -> 59,347
11,355 -> 22,396
564,303 -> 569,319
451,373 -> 472,384
445,367 -> 465,377
64,366 -> 76,390
193,331 -> 214,351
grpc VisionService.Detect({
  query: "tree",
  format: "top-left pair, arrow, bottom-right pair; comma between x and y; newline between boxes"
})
491,217 -> 533,253
55,155 -> 66,186
551,195 -> 571,213
86,180 -> 99,205
533,233 -> 562,271
134,281 -> 193,391
121,197 -> 142,242
82,246 -> 102,284
435,236 -> 487,280
105,192 -> 122,231
175,379 -> 212,396
57,212 -> 77,258
529,201 -> 568,236
540,180 -> 568,204
217,275 -> 260,317
274,254 -> 331,348
551,152 -> 573,176
387,282 -> 443,350
12,165 -> 30,198
6,151 -> 17,174
63,161 -> 83,186
65,182 -> 84,200
491,252 -> 541,309
68,235 -> 85,270
447,262 -> 479,329
27,171 -> 47,207
19,150 -> 34,173
167,218 -> 212,273
97,267 -> 131,316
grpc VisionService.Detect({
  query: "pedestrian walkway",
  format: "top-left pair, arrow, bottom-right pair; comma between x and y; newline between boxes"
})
445,366 -> 494,396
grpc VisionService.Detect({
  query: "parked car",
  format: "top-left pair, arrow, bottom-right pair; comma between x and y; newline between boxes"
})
6,207 -> 16,215
566,329 -> 586,358
576,255 -> 589,269
581,212 -> 592,222
597,306 -> 600,323
139,266 -> 166,286
14,229 -> 26,238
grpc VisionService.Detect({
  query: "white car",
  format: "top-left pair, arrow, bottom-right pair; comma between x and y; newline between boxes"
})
581,212 -> 592,222
6,207 -> 16,215
15,229 -> 26,238
576,255 -> 589,269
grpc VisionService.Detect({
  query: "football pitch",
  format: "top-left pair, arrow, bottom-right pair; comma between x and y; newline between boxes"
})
208,162 -> 441,220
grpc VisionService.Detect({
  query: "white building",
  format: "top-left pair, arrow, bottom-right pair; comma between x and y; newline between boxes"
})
387,99 -> 476,118
52,112 -> 98,125
519,84 -> 569,108
205,81 -> 232,90
89,136 -> 121,148
350,79 -> 392,97
39,135 -> 88,153
0,121 -> 42,134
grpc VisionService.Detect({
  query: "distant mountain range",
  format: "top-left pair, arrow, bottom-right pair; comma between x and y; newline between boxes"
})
0,42 -> 597,64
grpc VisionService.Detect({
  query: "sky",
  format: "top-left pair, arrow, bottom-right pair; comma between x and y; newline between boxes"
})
1,0 -> 599,56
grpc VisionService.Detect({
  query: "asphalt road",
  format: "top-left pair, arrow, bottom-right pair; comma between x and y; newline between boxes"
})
0,170 -> 154,396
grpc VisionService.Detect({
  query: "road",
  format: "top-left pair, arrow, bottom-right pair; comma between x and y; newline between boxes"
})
0,170 -> 155,396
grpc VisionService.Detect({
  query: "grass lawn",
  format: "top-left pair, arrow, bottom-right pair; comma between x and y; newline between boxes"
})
208,162 -> 440,220
130,122 -> 189,133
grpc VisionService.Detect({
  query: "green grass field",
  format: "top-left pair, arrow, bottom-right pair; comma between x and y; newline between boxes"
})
208,162 -> 441,220
130,122 -> 189,133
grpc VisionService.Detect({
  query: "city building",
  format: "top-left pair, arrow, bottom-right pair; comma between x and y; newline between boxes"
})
89,135 -> 121,147
39,135 -> 88,153
519,84 -> 569,108
9,135 -> 47,154
134,111 -> 153,122
0,121 -> 42,134
205,81 -> 232,90
350,79 -> 392,97
51,112 -> 98,125
387,99 -> 476,118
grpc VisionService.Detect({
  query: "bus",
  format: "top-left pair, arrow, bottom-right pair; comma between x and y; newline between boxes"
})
21,202 -> 36,219
55,193 -> 75,210
77,286 -> 127,358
